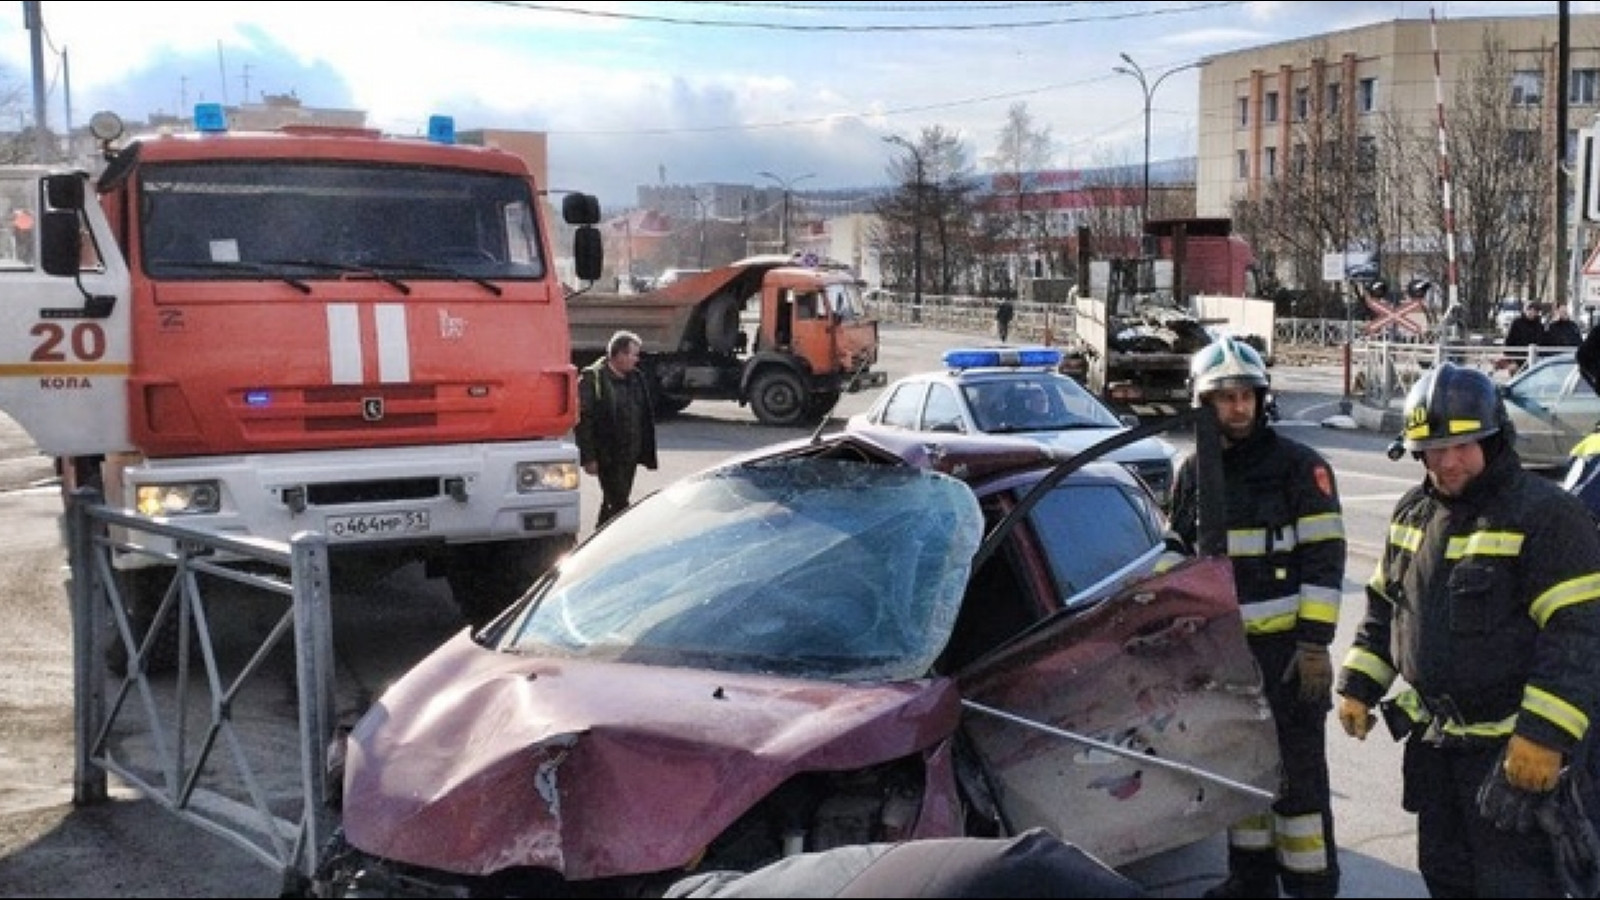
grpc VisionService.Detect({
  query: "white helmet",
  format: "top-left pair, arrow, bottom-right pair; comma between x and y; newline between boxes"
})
1190,338 -> 1269,406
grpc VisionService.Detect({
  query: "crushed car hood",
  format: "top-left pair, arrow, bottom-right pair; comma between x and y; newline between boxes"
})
340,632 -> 963,878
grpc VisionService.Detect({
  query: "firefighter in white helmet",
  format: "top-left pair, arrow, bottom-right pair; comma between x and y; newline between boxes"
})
1169,337 -> 1346,898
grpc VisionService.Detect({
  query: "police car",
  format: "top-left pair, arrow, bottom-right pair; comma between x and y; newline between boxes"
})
846,347 -> 1179,504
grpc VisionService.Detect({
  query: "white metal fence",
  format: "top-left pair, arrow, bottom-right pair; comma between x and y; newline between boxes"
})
864,292 -> 1564,414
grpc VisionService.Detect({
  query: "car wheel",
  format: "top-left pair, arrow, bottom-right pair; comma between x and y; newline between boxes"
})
750,370 -> 809,427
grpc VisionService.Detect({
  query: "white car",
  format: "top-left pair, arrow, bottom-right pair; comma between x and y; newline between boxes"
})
846,346 -> 1179,504
1495,298 -> 1525,335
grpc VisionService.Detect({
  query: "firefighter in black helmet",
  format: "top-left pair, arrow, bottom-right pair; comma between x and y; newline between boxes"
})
1168,338 -> 1346,899
1337,363 -> 1600,897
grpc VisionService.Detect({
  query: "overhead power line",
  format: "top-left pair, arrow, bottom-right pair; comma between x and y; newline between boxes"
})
490,1 -> 1245,33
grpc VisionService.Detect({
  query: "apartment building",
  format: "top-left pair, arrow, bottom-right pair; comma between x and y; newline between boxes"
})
1198,14 -> 1600,216
1197,13 -> 1600,304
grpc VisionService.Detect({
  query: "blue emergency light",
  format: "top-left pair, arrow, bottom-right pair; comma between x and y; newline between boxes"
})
427,115 -> 456,145
194,103 -> 228,134
943,347 -> 1064,370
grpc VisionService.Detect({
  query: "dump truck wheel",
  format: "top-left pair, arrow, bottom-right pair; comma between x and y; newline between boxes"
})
654,392 -> 693,417
750,370 -> 808,427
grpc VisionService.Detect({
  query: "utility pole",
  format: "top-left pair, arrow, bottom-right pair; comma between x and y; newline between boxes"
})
1557,1 -> 1571,313
758,170 -> 814,253
883,135 -> 926,318
24,1 -> 50,162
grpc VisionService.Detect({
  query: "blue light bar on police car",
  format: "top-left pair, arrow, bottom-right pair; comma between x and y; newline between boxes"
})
943,347 -> 1064,370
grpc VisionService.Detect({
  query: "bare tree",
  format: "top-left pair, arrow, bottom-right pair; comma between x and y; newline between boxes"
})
0,79 -> 34,164
1442,30 -> 1555,324
985,103 -> 1055,292
873,125 -> 980,296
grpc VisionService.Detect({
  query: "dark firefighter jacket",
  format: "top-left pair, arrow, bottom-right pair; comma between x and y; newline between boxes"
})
1169,426 -> 1346,647
1337,445 -> 1600,755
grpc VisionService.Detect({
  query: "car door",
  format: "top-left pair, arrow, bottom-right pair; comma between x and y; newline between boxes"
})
1548,360 -> 1600,462
950,475 -> 1278,868
1506,359 -> 1579,466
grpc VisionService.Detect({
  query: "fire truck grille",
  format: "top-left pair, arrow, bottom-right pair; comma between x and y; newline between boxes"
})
306,478 -> 442,505
302,385 -> 439,431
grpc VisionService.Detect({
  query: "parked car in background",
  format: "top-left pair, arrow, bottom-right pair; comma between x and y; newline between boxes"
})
653,267 -> 708,289
1496,298 -> 1525,335
1499,351 -> 1598,468
845,347 -> 1179,505
314,425 -> 1279,898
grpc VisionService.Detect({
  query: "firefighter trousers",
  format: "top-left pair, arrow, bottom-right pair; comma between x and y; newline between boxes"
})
1222,636 -> 1339,898
1404,739 -> 1563,897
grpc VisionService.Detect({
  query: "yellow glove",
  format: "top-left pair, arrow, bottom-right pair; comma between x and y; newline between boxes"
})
1504,734 -> 1563,793
1337,695 -> 1374,740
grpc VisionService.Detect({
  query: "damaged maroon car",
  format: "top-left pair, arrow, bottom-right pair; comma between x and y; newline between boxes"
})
312,422 -> 1279,897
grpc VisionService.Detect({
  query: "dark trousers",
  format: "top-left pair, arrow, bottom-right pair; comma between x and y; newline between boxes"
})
596,461 -> 639,528
1405,740 -> 1562,897
1224,635 -> 1339,897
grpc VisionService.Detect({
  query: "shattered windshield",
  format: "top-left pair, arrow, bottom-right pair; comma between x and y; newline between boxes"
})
500,458 -> 982,681
139,161 -> 545,283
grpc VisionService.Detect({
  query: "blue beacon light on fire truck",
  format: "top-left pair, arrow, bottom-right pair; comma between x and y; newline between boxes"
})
194,103 -> 228,134
943,347 -> 1064,371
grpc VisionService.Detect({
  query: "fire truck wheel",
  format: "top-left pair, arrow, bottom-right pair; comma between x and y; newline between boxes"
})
750,370 -> 808,427
104,567 -> 182,677
445,537 -> 572,629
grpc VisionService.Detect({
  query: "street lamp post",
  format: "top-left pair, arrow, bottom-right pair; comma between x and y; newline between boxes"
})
758,170 -> 815,253
690,194 -> 709,269
1112,54 -> 1200,224
883,135 -> 925,317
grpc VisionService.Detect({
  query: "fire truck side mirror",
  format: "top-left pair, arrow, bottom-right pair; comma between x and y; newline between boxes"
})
44,173 -> 84,210
561,193 -> 601,226
38,209 -> 81,278
39,173 -> 85,278
573,226 -> 603,283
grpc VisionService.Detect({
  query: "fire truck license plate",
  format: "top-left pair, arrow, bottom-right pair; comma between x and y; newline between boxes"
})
325,510 -> 430,539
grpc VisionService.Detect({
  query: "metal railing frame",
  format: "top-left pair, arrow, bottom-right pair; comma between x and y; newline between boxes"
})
66,488 -> 337,895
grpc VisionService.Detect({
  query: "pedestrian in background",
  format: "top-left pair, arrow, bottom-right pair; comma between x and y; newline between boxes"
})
1337,363 -> 1600,897
1504,302 -> 1546,369
996,298 -> 1015,342
576,330 -> 658,529
1543,304 -> 1583,348
1168,338 -> 1346,899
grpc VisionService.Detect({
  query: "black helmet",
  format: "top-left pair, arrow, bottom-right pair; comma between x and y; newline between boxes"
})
1405,279 -> 1432,299
1400,363 -> 1507,451
1190,337 -> 1269,406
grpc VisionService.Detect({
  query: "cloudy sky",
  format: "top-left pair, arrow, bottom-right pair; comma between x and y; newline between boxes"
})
0,2 -> 1590,210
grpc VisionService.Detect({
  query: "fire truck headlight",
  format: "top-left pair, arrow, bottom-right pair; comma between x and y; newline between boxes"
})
135,482 -> 221,517
517,462 -> 580,493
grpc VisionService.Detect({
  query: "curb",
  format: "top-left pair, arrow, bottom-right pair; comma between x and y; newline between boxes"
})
1351,400 -> 1403,436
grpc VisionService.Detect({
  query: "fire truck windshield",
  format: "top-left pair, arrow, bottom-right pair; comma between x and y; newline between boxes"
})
139,162 -> 546,283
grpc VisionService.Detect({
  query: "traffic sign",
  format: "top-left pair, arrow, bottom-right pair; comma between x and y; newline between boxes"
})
1363,298 -> 1427,337
1583,240 -> 1600,277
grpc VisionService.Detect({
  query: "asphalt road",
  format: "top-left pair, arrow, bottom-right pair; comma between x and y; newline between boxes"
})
0,324 -> 1429,898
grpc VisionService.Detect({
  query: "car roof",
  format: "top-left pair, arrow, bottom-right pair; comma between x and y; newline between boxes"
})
724,427 -> 1146,496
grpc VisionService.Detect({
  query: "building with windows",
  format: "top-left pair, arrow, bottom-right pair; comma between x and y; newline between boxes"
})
1196,13 -> 1600,307
1199,14 -> 1600,214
